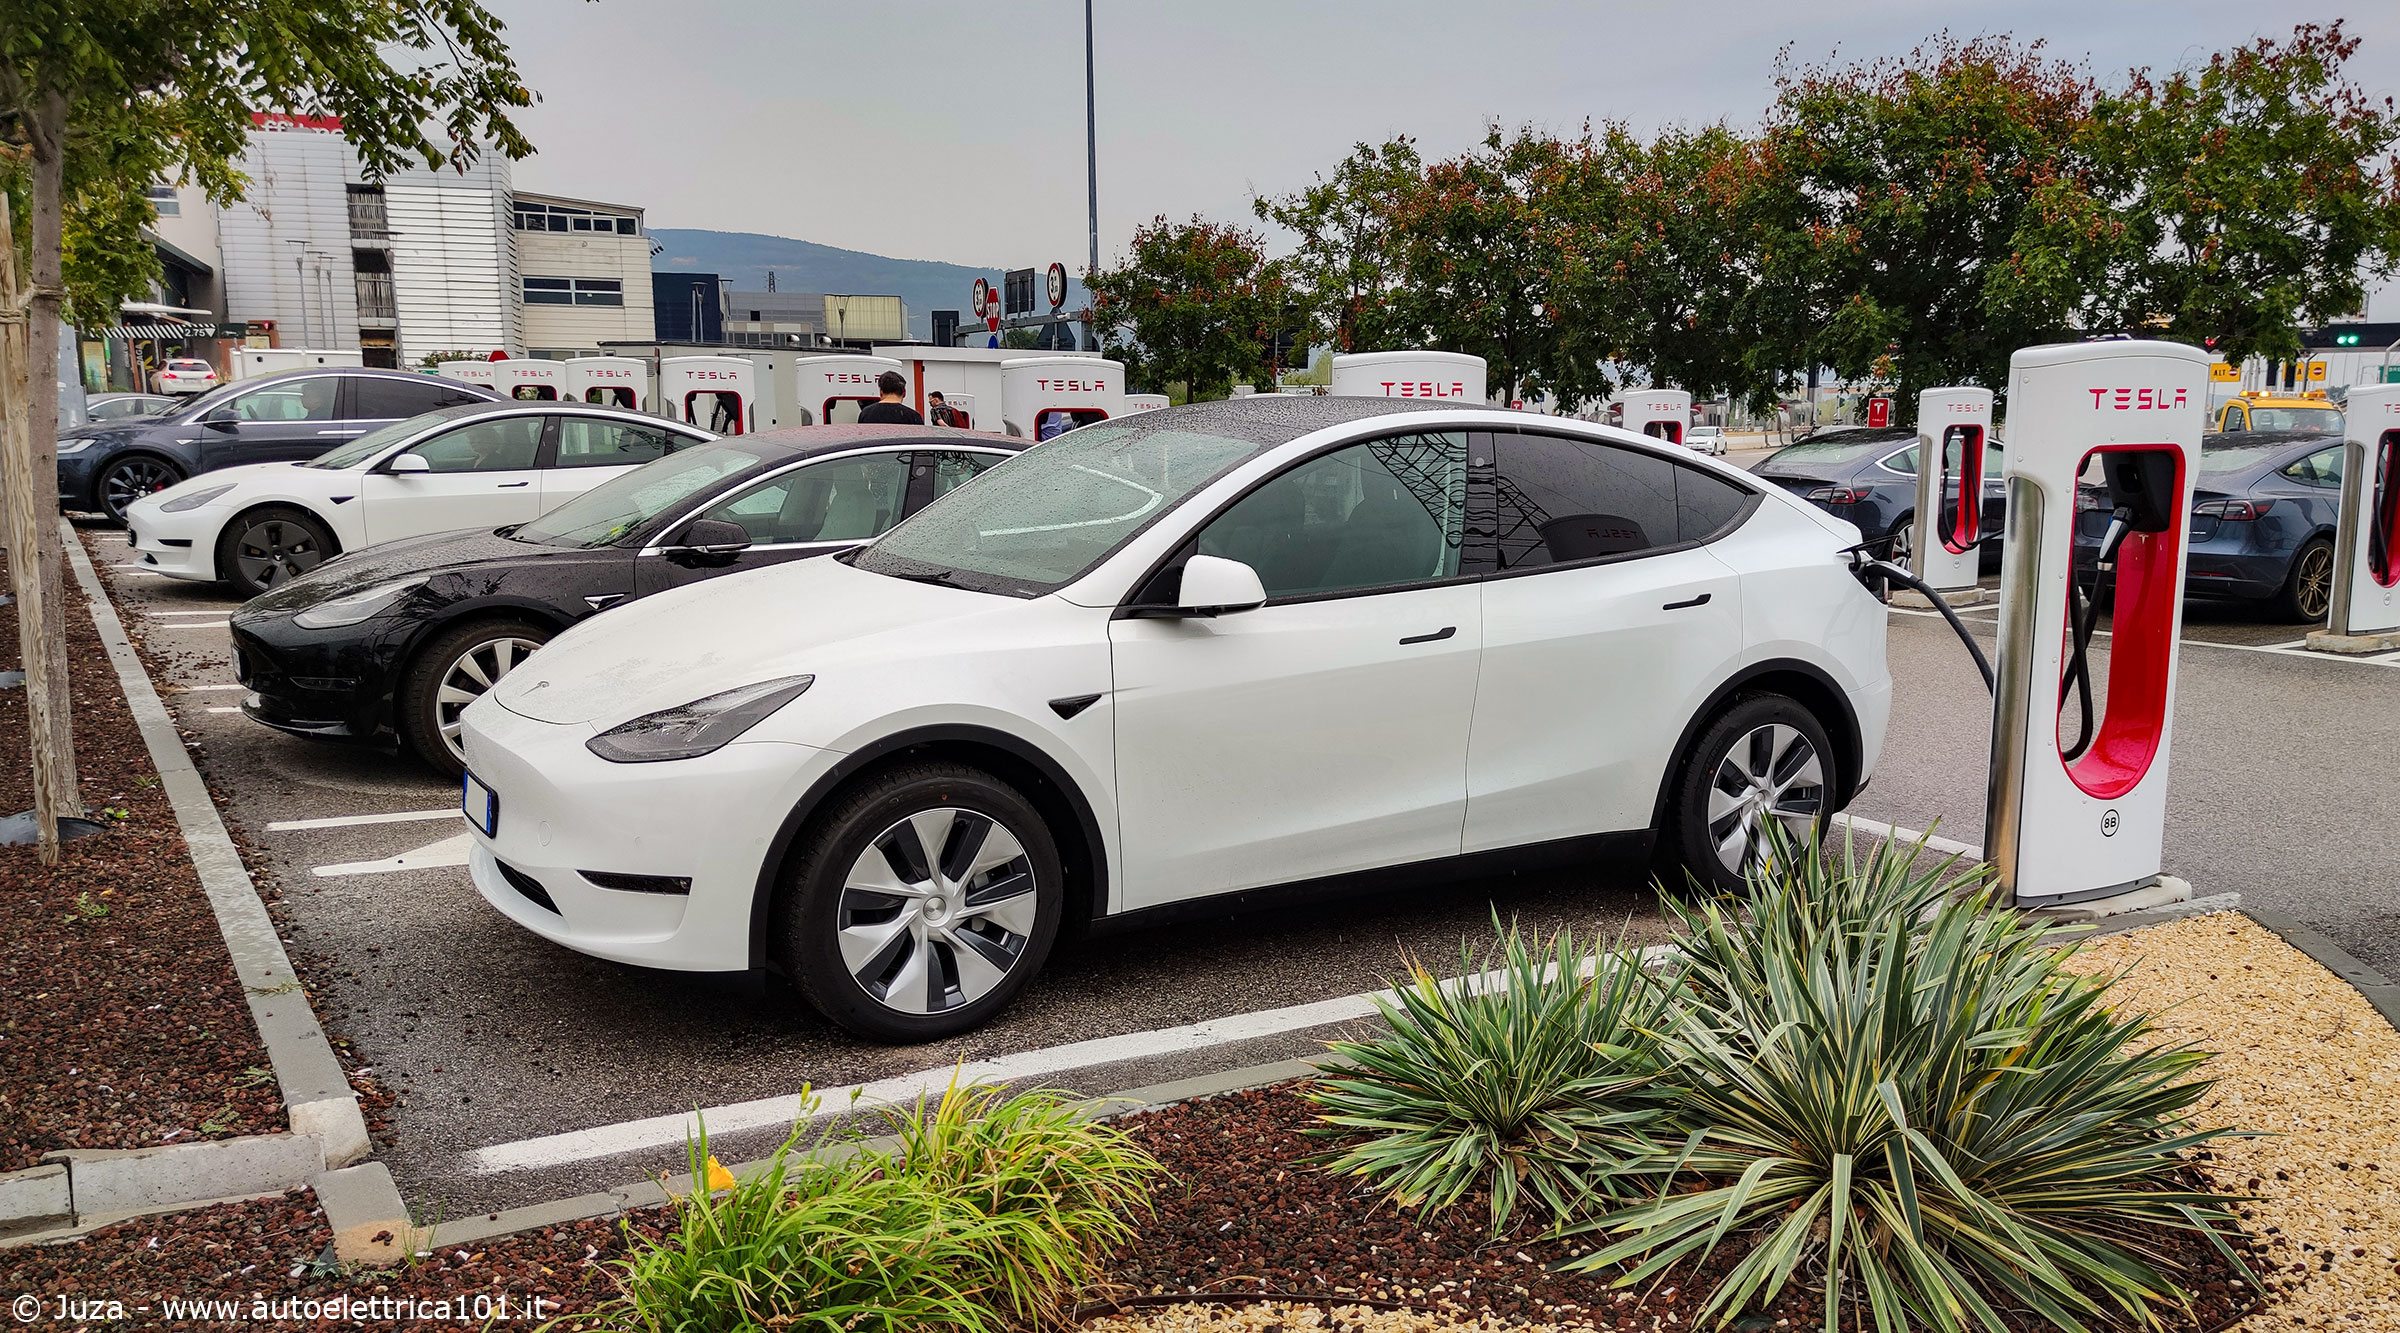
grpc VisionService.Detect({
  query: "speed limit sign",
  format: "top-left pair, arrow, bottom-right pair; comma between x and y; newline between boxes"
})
972,278 -> 990,318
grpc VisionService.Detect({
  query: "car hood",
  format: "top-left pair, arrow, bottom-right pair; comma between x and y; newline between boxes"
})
140,461 -> 305,510
237,528 -> 589,619
490,556 -> 1000,728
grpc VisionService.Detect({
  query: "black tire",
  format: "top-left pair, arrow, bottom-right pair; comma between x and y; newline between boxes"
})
2275,536 -> 2336,624
1666,694 -> 1840,895
1886,514 -> 1915,567
398,619 -> 552,778
96,454 -> 183,522
778,762 -> 1063,1042
215,505 -> 337,598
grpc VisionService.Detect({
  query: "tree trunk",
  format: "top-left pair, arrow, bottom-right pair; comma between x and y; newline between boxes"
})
2,87 -> 84,863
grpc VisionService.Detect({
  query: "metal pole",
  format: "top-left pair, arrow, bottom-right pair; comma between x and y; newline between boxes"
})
288,240 -> 312,348
1084,0 -> 1099,349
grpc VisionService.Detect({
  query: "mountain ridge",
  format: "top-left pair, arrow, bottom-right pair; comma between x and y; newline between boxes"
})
649,227 -> 1089,341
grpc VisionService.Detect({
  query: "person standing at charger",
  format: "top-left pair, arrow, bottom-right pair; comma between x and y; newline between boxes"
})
856,370 -> 923,425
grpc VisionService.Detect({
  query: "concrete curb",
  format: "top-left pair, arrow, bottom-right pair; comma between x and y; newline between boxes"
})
2238,907 -> 2400,1034
45,524 -> 394,1252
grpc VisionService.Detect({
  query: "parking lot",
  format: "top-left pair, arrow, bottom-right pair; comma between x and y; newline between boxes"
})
81,475 -> 2400,1217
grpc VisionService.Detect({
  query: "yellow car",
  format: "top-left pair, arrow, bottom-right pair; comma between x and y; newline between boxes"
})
2215,392 -> 2342,433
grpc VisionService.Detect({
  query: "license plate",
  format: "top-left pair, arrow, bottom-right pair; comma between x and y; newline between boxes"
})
462,771 -> 498,837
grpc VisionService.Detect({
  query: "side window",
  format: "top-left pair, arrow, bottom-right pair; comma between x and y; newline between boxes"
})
1675,466 -> 1756,542
1881,445 -> 1919,475
2224,405 -> 2248,431
352,376 -> 451,421
1195,432 -> 1466,599
2281,446 -> 2345,489
433,385 -> 492,408
554,419 -> 684,469
232,378 -> 338,422
401,416 -> 544,473
1984,443 -> 2006,479
924,450 -> 1002,503
1483,432 -> 1677,570
699,452 -> 911,544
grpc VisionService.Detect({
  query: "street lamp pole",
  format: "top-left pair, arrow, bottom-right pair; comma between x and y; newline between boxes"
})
1084,0 -> 1099,349
287,239 -> 312,348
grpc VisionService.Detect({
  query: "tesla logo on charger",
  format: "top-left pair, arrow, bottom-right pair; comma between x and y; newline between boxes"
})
1036,378 -> 1108,393
1946,402 -> 1981,414
683,370 -> 743,381
2086,387 -> 2191,411
587,369 -> 633,379
1380,381 -> 1467,398
819,372 -> 877,384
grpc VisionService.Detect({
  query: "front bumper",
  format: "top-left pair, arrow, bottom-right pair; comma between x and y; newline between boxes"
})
55,451 -> 102,512
124,504 -> 231,581
228,615 -> 412,741
458,697 -> 840,972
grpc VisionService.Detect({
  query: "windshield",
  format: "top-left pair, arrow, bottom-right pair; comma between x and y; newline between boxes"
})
855,420 -> 1262,594
2246,406 -> 2342,432
156,377 -> 253,422
300,404 -> 487,469
511,442 -> 771,548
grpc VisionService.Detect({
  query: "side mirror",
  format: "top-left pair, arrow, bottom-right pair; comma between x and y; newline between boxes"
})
386,453 -> 431,474
202,408 -> 238,431
1175,554 -> 1268,616
665,517 -> 753,565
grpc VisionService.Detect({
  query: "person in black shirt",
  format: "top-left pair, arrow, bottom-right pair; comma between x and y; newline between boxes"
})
856,371 -> 923,425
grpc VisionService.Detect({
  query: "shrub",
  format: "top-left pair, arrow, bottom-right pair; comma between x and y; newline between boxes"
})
598,1083 -> 1158,1332
1563,827 -> 2250,1333
1309,918 -> 1675,1233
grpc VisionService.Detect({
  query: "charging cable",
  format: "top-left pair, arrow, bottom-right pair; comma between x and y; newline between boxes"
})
1854,554 -> 1996,693
2058,508 -> 2136,762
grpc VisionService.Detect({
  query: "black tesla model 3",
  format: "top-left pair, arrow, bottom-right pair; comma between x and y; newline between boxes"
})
229,424 -> 1024,775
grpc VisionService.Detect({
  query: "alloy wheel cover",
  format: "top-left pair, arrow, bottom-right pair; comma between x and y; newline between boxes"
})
1706,722 -> 1826,875
837,807 -> 1040,1015
2299,545 -> 2334,619
231,517 -> 329,589
434,636 -> 543,762
103,459 -> 178,518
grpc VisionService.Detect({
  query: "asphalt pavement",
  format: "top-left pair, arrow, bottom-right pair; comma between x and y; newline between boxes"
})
76,469 -> 2400,1216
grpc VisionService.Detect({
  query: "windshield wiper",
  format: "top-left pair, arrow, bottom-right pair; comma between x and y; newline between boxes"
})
880,566 -> 956,586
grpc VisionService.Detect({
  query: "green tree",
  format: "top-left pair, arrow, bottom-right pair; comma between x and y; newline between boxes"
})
2071,21 -> 2400,364
1,0 -> 535,857
1253,137 -> 1424,355
1086,215 -> 1287,401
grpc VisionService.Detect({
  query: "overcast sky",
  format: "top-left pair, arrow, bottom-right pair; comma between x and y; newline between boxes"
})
487,1 -> 2400,309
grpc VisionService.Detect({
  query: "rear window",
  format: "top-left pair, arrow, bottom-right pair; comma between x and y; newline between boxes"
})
167,360 -> 212,371
2199,442 -> 2297,477
1767,435 -> 1910,467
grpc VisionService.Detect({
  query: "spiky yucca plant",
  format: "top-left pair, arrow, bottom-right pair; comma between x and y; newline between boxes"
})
1564,826 -> 2250,1333
1309,918 -> 1675,1233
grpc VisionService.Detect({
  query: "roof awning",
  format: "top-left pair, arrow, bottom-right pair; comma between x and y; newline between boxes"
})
144,233 -> 216,279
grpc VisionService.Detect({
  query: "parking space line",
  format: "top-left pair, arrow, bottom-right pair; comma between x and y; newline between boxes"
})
312,832 -> 471,878
204,706 -> 241,714
158,620 -> 231,630
175,684 -> 247,692
269,809 -> 460,832
149,608 -> 234,617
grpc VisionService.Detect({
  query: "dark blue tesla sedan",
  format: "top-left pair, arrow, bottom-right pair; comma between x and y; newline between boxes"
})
1753,425 -> 2007,564
2075,430 -> 2345,622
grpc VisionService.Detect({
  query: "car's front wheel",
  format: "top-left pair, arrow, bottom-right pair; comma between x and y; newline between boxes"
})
779,763 -> 1063,1042
216,505 -> 336,597
399,619 -> 553,778
97,455 -> 183,523
1668,694 -> 1839,894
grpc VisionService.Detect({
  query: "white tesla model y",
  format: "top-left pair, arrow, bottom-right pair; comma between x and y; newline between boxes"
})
457,398 -> 1891,1041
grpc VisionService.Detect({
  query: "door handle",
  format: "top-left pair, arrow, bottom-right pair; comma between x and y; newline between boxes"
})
1662,593 -> 1712,611
1399,626 -> 1456,645
496,481 -> 531,488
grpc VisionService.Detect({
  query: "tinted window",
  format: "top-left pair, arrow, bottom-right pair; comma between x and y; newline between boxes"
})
403,416 -> 543,473
554,418 -> 685,469
1195,432 -> 1466,598
924,450 -> 1002,502
1484,432 -> 1677,569
231,378 -> 338,422
513,443 -> 768,547
2282,446 -> 2345,488
353,375 -> 456,421
702,451 -> 911,544
1676,466 -> 1755,541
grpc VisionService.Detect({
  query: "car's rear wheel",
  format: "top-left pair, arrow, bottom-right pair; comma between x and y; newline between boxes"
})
779,762 -> 1062,1042
217,505 -> 336,597
1886,513 -> 1914,567
2276,536 -> 2335,623
399,619 -> 552,778
97,455 -> 182,523
1668,695 -> 1838,894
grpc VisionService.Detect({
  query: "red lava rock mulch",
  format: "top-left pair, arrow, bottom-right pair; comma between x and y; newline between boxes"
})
0,549 -> 281,1173
1106,1083 -> 2262,1332
0,1189 -> 655,1330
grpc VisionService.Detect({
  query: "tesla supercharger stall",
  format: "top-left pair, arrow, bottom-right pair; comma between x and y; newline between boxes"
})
1985,340 -> 2208,907
1911,386 -> 1992,596
495,358 -> 565,402
565,356 -> 647,411
436,360 -> 500,393
2311,383 -> 2400,650
1620,389 -> 1692,447
659,356 -> 754,435
1328,351 -> 1486,403
1000,357 -> 1126,439
792,354 -> 905,426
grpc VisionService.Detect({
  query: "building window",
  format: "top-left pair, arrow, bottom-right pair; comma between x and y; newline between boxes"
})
146,185 -> 179,217
512,201 -> 640,236
521,276 -> 625,307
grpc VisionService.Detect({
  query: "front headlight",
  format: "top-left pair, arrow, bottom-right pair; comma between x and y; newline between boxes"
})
159,483 -> 237,513
56,438 -> 94,455
586,675 -> 815,763
292,577 -> 429,630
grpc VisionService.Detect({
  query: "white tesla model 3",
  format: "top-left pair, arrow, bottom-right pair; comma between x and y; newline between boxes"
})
457,398 -> 1892,1041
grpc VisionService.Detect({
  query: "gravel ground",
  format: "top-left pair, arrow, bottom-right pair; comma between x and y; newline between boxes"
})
2062,913 -> 2400,1332
0,549 -> 282,1171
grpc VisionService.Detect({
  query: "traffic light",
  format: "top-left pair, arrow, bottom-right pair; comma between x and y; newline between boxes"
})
2337,331 -> 2361,346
